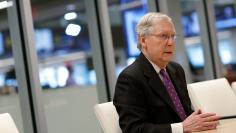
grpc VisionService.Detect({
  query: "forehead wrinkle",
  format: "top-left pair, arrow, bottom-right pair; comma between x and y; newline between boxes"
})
153,30 -> 176,35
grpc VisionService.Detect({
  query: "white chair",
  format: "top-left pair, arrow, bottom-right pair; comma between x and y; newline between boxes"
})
187,78 -> 236,118
94,102 -> 122,133
0,113 -> 19,133
231,81 -> 236,94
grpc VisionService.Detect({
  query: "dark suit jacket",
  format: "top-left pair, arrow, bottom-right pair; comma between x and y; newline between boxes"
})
113,53 -> 193,133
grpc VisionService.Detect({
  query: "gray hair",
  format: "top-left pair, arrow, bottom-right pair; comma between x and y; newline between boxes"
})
136,12 -> 173,49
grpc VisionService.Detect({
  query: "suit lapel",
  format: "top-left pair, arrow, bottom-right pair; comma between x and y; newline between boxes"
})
138,54 -> 177,113
148,75 -> 177,113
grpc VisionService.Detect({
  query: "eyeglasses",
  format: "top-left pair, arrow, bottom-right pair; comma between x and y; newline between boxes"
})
150,33 -> 177,41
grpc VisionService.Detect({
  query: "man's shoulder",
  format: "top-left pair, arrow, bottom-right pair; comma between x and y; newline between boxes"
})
120,60 -> 143,77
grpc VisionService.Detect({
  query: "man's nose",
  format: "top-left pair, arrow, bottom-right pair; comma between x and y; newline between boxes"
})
166,38 -> 175,45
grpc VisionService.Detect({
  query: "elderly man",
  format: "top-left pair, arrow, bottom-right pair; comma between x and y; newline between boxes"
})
113,12 -> 220,133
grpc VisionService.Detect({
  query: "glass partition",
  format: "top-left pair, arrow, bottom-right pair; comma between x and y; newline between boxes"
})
108,0 -> 148,76
30,0 -> 100,132
0,2 -> 23,132
213,0 -> 236,84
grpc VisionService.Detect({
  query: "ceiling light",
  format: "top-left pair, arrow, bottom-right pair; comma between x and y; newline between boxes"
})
64,12 -> 77,20
65,24 -> 81,36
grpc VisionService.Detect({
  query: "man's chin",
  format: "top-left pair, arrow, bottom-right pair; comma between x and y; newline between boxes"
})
162,57 -> 173,63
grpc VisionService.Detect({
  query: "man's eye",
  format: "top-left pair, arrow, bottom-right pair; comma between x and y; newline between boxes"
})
161,34 -> 168,39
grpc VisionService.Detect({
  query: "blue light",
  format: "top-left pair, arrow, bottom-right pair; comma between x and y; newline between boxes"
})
0,33 -> 4,55
186,44 -> 204,68
216,18 -> 236,30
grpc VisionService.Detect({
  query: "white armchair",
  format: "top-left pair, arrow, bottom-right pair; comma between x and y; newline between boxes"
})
94,102 -> 122,133
187,78 -> 236,118
0,113 -> 19,133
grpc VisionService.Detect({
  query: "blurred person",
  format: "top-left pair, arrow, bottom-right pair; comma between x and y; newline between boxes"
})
4,68 -> 17,94
113,12 -> 220,133
65,63 -> 76,87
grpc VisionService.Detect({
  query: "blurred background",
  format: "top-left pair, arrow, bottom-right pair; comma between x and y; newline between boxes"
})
0,0 -> 236,132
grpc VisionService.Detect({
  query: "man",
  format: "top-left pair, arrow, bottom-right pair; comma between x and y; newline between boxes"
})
113,12 -> 220,133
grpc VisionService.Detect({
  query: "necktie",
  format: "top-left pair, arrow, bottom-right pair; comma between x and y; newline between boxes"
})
160,69 -> 187,121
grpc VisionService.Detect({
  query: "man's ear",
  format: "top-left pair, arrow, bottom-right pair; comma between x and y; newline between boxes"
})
140,36 -> 147,49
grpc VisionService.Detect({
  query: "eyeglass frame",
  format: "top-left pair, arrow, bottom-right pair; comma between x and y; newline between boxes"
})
148,33 -> 178,42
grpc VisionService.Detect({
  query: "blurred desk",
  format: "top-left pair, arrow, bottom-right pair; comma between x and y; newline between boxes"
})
195,119 -> 236,133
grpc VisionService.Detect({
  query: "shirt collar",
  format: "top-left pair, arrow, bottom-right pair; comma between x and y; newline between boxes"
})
145,57 -> 165,74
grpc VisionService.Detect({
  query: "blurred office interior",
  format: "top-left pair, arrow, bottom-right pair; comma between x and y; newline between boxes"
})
0,0 -> 236,132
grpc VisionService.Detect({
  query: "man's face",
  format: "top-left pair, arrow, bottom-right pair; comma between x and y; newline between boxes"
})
140,20 -> 176,68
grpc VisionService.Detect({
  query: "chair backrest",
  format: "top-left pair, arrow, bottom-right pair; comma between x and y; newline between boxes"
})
0,113 -> 19,133
231,81 -> 236,94
94,102 -> 122,133
187,78 -> 236,117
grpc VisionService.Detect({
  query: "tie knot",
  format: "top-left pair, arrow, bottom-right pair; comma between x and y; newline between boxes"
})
160,69 -> 169,79
160,69 -> 166,76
